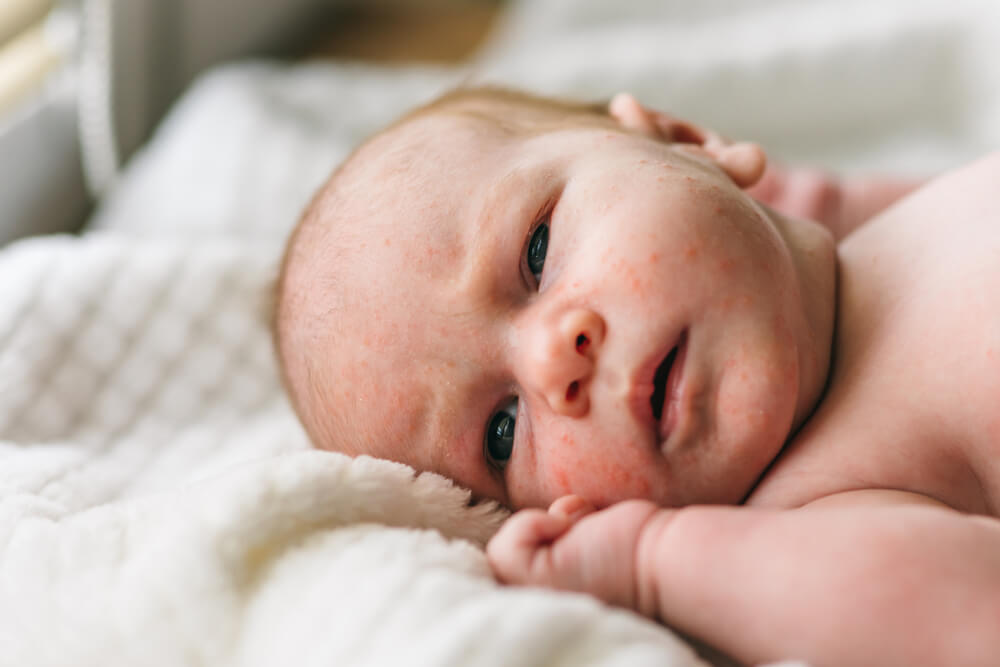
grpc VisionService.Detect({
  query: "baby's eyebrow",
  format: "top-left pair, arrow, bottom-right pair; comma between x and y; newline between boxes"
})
454,166 -> 525,301
458,162 -> 560,302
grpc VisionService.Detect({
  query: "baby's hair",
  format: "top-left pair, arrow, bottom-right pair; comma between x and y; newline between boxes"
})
272,86 -> 610,449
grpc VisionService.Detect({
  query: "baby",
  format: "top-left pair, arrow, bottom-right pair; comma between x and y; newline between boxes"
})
274,87 -> 1000,665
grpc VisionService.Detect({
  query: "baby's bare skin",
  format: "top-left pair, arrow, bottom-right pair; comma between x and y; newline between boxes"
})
751,152 -> 1000,512
275,89 -> 1000,665
489,152 -> 1000,665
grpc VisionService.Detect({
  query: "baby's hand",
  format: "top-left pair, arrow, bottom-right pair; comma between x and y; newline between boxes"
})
749,163 -> 924,240
747,163 -> 844,229
487,496 -> 664,615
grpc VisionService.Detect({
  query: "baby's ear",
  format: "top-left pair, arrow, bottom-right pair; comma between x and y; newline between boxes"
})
608,92 -> 767,189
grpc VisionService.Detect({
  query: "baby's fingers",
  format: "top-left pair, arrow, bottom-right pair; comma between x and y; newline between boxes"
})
487,509 -> 569,585
548,495 -> 596,522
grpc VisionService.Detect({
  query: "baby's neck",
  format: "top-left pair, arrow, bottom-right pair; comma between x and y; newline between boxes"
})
759,202 -> 838,431
747,182 -> 997,513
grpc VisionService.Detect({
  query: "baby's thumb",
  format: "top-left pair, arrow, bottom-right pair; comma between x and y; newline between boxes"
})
487,509 -> 570,585
548,495 -> 596,522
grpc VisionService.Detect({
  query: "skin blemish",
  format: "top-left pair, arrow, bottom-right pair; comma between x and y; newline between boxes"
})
383,238 -> 392,247
560,430 -> 577,448
551,464 -> 571,493
684,244 -> 700,260
648,252 -> 661,264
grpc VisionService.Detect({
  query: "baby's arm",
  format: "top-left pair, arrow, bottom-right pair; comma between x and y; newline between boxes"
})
488,494 -> 1000,666
748,164 -> 924,240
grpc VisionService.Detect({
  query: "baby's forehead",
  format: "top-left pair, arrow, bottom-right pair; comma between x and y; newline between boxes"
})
361,93 -> 607,181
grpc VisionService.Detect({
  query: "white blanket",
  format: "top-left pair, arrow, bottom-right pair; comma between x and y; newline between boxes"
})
0,236 -> 701,666
5,0 -> 1000,664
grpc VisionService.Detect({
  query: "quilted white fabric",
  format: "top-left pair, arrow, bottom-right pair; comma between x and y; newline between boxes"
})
4,0 -> 1000,664
0,236 -> 706,666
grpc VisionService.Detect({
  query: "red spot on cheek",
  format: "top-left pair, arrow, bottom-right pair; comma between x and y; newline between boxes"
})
648,252 -> 661,264
684,245 -> 700,260
551,464 -> 571,493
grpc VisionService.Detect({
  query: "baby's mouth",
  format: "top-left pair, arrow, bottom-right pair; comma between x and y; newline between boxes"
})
650,345 -> 679,422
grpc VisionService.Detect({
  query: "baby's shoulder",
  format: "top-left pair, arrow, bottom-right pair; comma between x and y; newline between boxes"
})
845,151 -> 1000,262
756,154 -> 1000,511
932,150 -> 1000,195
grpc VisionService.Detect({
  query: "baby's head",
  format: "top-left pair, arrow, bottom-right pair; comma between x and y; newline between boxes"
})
275,87 -> 836,510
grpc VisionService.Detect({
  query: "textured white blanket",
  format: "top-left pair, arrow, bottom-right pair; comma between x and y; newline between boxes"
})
4,0 -> 1000,665
0,237 -> 703,666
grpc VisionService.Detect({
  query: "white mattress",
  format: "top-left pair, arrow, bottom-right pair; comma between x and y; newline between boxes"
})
4,0 -> 1000,664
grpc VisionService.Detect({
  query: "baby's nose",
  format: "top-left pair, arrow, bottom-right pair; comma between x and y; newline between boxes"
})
521,306 -> 605,418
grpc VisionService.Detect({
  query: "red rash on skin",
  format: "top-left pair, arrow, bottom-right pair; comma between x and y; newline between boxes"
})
559,430 -> 577,449
551,463 -> 571,494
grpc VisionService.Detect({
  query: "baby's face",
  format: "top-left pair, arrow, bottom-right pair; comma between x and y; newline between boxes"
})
310,109 -> 825,509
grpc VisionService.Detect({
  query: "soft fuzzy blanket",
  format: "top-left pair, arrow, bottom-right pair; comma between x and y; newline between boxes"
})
0,236 -> 702,666
4,0 -> 1000,664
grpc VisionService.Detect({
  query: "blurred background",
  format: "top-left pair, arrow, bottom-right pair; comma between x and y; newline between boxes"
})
0,0 -> 505,244
2,0 -> 998,245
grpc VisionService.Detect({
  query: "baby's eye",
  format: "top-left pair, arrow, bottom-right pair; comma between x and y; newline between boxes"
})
484,399 -> 517,469
526,219 -> 549,284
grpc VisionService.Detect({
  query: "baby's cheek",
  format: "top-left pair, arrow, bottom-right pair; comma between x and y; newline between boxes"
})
534,430 -> 653,508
